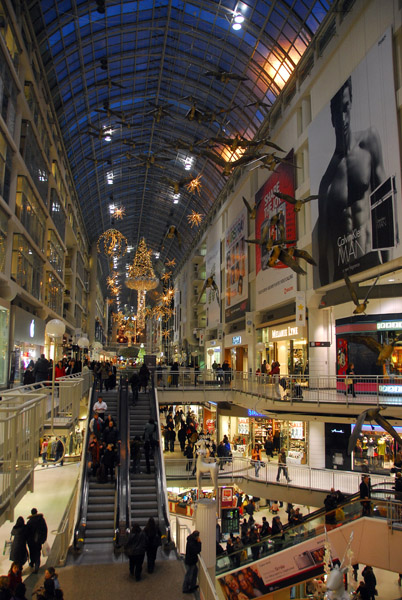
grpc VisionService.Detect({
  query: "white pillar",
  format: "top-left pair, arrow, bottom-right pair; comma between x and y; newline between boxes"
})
195,499 -> 216,569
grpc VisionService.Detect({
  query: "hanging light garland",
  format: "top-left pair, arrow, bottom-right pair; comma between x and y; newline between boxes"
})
165,258 -> 176,268
97,228 -> 128,268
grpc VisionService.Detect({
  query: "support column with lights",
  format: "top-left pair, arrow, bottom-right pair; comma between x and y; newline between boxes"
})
88,244 -> 98,345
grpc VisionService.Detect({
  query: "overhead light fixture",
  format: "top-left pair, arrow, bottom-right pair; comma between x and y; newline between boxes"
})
232,22 -> 241,30
173,193 -> 180,204
234,13 -> 244,23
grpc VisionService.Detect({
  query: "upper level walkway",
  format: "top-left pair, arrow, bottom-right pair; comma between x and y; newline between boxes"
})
154,369 -> 402,420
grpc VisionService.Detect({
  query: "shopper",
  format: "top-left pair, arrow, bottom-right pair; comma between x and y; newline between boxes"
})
143,418 -> 157,474
276,448 -> 291,483
25,508 -> 48,573
143,517 -> 161,574
182,530 -> 201,594
362,566 -> 377,600
92,396 -> 107,420
10,517 -> 28,569
359,475 -> 371,516
251,445 -> 262,477
345,362 -> 356,397
125,523 -> 147,581
7,564 -> 22,594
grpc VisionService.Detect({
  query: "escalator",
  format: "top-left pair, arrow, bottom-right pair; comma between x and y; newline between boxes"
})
216,482 -> 402,595
125,373 -> 170,537
71,381 -> 124,563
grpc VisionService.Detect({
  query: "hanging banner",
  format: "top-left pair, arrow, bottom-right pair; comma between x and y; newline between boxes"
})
205,240 -> 221,329
295,291 -> 306,326
225,208 -> 249,322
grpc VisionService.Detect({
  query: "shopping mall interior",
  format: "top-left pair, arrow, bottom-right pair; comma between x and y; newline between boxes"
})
1,0 -> 402,599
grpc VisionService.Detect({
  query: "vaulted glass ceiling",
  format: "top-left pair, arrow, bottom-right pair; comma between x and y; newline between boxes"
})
28,0 -> 335,288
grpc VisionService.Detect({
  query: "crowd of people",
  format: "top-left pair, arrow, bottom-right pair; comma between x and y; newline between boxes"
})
22,356 -> 85,385
0,508 -> 63,600
124,518 -> 162,581
88,398 -> 120,482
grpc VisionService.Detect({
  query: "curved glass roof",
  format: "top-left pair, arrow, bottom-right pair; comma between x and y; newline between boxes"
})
28,0 -> 334,289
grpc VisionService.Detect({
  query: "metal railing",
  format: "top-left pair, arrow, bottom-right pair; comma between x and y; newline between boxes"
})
0,372 -> 92,524
154,369 -> 402,407
47,478 -> 80,566
216,491 -> 402,575
164,456 -> 391,496
170,514 -> 218,600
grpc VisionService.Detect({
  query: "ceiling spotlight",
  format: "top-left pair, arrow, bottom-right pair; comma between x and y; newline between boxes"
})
234,13 -> 244,23
232,23 -> 242,30
173,198 -> 179,204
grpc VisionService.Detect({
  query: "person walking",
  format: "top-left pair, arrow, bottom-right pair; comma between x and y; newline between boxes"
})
139,363 -> 150,392
143,517 -> 161,573
182,530 -> 201,594
25,508 -> 48,573
143,418 -> 157,474
276,448 -> 291,483
345,362 -> 356,397
125,523 -> 147,581
362,565 -> 377,600
10,517 -> 28,569
251,445 -> 262,477
360,475 -> 371,516
33,355 -> 50,383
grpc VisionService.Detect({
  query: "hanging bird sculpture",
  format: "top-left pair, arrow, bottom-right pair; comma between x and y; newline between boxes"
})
197,276 -> 219,304
275,192 -> 319,212
162,225 -> 182,249
242,196 -> 257,219
347,333 -> 402,365
348,407 -> 402,454
344,274 -> 379,315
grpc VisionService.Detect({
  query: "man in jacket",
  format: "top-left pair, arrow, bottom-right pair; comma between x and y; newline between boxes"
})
182,530 -> 201,593
125,523 -> 147,581
143,418 -> 157,474
276,448 -> 291,483
360,475 -> 371,516
33,355 -> 50,383
25,508 -> 47,573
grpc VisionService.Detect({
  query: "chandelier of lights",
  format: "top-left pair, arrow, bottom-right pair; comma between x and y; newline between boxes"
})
126,238 -> 158,329
97,228 -> 128,269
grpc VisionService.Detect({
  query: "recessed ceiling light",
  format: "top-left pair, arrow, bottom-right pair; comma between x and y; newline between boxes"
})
234,14 -> 244,23
389,278 -> 395,282
232,22 -> 242,30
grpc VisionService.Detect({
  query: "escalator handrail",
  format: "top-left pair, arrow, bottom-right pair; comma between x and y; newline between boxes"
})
73,374 -> 97,550
216,481 -> 398,573
114,374 -> 130,547
150,373 -> 171,541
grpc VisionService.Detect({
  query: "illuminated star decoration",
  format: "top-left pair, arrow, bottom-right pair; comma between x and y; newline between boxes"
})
185,174 -> 202,195
165,258 -> 176,268
107,275 -> 118,288
161,271 -> 172,282
187,210 -> 204,228
111,206 -> 126,220
162,329 -> 171,339
106,298 -> 114,305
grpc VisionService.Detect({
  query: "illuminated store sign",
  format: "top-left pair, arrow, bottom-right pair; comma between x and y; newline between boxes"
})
379,385 -> 402,394
377,321 -> 402,330
271,325 -> 299,341
232,335 -> 241,345
248,410 -> 266,418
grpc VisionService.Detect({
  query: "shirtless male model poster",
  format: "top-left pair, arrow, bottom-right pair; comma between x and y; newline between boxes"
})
310,28 -> 400,288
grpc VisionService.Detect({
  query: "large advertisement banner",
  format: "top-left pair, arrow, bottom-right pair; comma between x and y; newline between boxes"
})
225,209 -> 249,322
217,534 -> 326,598
205,240 -> 221,329
310,28 -> 401,287
255,156 -> 297,310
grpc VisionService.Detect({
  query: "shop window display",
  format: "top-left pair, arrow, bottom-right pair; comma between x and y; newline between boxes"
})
351,426 -> 397,474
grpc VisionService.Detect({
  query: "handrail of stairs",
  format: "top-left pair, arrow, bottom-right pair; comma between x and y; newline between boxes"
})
115,374 -> 130,549
150,373 -> 171,547
73,376 -> 97,550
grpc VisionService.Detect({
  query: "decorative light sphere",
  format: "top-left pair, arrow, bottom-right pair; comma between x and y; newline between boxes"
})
77,336 -> 90,348
46,319 -> 66,338
256,342 -> 265,352
92,341 -> 103,350
207,348 -> 215,356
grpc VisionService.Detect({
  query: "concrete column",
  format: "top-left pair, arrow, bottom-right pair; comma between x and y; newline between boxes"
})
88,244 -> 98,344
308,307 -> 335,377
309,421 -> 325,469
194,499 -> 216,569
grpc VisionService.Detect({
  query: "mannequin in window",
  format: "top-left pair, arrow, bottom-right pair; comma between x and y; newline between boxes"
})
367,438 -> 375,465
377,436 -> 386,466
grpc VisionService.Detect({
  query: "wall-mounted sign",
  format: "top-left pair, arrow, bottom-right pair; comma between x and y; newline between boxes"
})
232,335 -> 241,345
377,321 -> 402,330
270,324 -> 305,341
310,341 -> 331,347
248,409 -> 266,418
209,340 -> 216,346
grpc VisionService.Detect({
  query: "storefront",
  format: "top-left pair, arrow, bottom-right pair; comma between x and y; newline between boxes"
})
259,321 -> 308,376
11,306 -> 45,384
205,339 -> 222,369
350,424 -> 400,474
218,406 -> 308,464
224,331 -> 248,373
0,303 -> 9,387
336,313 -> 402,396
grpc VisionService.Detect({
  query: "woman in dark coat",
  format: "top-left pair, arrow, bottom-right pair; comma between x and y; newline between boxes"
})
143,517 -> 161,573
139,364 -> 150,392
10,517 -> 28,569
125,523 -> 147,581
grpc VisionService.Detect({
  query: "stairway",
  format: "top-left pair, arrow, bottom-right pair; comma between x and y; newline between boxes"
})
83,390 -> 119,557
129,391 -> 159,527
